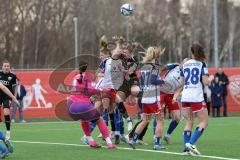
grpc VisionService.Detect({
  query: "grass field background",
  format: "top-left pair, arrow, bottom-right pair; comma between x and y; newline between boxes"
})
1,117 -> 240,160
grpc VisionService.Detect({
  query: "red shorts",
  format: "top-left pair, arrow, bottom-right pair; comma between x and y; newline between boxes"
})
101,89 -> 117,103
181,101 -> 206,112
160,94 -> 179,112
142,103 -> 161,114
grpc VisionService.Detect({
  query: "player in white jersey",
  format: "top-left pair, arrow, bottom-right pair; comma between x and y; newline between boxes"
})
156,59 -> 189,144
128,46 -> 166,150
173,43 -> 213,155
97,36 -> 127,111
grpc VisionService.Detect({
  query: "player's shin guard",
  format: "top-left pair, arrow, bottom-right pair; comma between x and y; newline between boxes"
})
183,130 -> 192,149
189,127 -> 204,145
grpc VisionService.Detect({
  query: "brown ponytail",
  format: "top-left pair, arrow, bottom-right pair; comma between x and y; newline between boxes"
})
125,41 -> 139,52
99,35 -> 110,55
191,43 -> 206,61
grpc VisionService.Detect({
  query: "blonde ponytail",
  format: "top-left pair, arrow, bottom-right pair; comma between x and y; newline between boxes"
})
142,47 -> 165,64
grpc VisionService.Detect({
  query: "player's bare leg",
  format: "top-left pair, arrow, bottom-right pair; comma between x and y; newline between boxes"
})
128,114 -> 150,149
4,108 -> 11,140
186,108 -> 208,155
182,108 -> 195,155
154,113 -> 166,150
164,110 -> 181,144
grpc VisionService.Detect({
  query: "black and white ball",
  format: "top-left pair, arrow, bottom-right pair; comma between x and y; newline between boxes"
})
120,3 -> 134,16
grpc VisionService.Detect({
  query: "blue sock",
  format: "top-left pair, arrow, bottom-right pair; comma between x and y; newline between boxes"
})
167,120 -> 179,135
132,132 -> 140,142
154,137 -> 161,145
183,130 -> 192,148
114,110 -> 121,134
153,119 -> 157,135
102,111 -> 108,126
90,121 -> 96,133
189,127 -> 204,145
0,144 -> 6,153
119,114 -> 124,135
0,131 -> 5,140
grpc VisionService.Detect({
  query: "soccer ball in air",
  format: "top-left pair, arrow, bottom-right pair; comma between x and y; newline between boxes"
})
120,3 -> 134,16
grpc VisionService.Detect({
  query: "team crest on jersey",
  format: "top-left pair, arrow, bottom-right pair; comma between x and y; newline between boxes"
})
229,75 -> 240,104
8,77 -> 12,81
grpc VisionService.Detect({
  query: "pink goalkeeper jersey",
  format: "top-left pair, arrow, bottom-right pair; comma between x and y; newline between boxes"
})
69,72 -> 95,102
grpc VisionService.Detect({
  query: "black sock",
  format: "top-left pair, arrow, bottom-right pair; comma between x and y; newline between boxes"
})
129,120 -> 142,138
109,112 -> 115,132
117,102 -> 129,118
139,122 -> 149,140
4,115 -> 11,131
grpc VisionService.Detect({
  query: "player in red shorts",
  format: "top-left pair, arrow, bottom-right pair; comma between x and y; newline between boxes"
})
158,59 -> 189,144
128,46 -> 166,150
173,43 -> 213,155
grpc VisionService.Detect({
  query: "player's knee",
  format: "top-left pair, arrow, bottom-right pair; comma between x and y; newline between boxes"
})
141,119 -> 150,125
116,92 -> 125,103
199,121 -> 208,129
173,114 -> 181,122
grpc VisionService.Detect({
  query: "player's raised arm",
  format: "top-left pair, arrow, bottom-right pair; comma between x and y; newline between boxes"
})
0,82 -> 20,106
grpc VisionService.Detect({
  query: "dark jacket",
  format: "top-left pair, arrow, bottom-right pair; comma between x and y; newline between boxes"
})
15,85 -> 26,100
210,82 -> 223,107
215,73 -> 229,96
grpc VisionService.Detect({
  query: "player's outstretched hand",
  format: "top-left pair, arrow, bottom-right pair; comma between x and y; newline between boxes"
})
12,97 -> 20,107
172,98 -> 178,104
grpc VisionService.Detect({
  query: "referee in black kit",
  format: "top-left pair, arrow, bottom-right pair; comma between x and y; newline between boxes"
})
0,60 -> 17,140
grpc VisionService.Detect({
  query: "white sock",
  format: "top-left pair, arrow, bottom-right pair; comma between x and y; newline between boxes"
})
115,131 -> 120,136
86,136 -> 94,142
166,134 -> 171,138
105,137 -> 112,144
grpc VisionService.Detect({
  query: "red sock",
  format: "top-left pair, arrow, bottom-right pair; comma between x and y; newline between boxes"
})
81,121 -> 91,136
97,118 -> 109,139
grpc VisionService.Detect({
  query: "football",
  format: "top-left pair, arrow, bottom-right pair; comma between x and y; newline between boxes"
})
120,3 -> 134,16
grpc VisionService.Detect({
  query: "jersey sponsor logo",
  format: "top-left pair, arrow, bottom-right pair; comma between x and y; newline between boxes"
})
0,80 -> 10,85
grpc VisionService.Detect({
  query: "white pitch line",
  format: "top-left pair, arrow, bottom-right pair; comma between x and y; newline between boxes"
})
11,140 -> 240,160
13,121 -> 78,125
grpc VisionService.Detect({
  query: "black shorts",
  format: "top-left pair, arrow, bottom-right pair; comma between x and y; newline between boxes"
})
118,78 -> 139,97
0,97 -> 11,109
